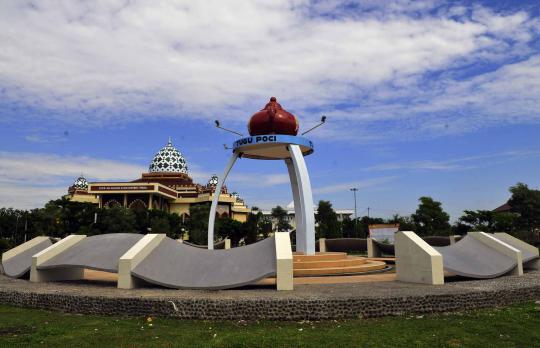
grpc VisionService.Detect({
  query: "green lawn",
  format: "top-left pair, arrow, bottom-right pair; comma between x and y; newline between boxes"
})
0,302 -> 539,347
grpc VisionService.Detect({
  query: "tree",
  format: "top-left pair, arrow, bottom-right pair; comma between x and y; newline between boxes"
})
242,211 -> 271,245
216,217 -> 244,246
187,204 -> 210,245
411,196 -> 451,236
0,238 -> 12,254
150,217 -> 171,234
507,183 -> 540,234
457,210 -> 517,233
387,214 -> 415,231
271,205 -> 291,232
98,207 -> 137,234
315,200 -> 341,239
358,216 -> 385,238
167,212 -> 185,240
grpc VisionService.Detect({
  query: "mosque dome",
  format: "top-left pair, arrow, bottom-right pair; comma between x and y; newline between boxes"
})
248,97 -> 299,136
149,139 -> 188,174
231,191 -> 239,199
73,175 -> 88,190
207,174 -> 219,188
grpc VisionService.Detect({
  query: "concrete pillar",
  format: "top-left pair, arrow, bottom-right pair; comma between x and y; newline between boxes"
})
289,144 -> 315,255
469,232 -> 523,276
319,238 -> 326,253
367,238 -> 381,258
286,158 -> 304,247
395,231 -> 444,285
148,194 -> 153,210
30,235 -> 87,283
118,234 -> 166,289
224,239 -> 231,249
98,195 -> 102,208
275,232 -> 293,290
123,194 -> 128,208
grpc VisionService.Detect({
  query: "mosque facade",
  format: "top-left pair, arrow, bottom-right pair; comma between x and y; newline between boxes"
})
66,139 -> 250,222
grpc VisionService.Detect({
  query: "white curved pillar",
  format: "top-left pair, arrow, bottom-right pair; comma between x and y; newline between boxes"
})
207,152 -> 239,249
289,144 -> 315,255
285,158 -> 304,251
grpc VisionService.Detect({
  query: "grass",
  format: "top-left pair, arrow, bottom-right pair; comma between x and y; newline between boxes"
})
0,302 -> 539,347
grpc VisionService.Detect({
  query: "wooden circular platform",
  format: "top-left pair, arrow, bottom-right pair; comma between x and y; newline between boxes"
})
293,252 -> 386,277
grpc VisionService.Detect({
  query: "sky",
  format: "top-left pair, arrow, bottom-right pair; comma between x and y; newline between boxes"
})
1,0 -> 540,220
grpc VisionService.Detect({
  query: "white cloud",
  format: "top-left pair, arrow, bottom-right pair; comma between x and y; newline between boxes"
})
0,151 -> 146,209
366,149 -> 540,171
0,151 -> 145,185
1,0 -> 539,142
0,184 -> 66,210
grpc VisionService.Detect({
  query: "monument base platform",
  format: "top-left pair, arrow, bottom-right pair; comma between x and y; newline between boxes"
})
293,252 -> 387,277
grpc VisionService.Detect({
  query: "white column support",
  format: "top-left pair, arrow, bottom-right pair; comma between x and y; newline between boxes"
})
285,158 -> 304,249
318,238 -> 326,253
395,231 -> 444,285
275,232 -> 293,290
30,235 -> 87,283
289,144 -> 315,255
118,234 -> 166,289
367,237 -> 382,258
208,152 -> 239,249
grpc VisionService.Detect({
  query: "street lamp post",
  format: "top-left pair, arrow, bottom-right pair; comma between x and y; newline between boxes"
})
350,188 -> 358,236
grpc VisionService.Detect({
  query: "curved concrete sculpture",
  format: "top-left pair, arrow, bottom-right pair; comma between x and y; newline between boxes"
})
38,233 -> 144,273
2,232 -> 293,291
396,231 -> 526,284
492,233 -> 539,264
2,237 -> 53,278
131,236 -> 278,290
434,235 -> 518,278
492,232 -> 539,270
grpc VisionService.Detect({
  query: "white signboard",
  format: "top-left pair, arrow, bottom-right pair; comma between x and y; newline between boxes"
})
369,224 -> 399,243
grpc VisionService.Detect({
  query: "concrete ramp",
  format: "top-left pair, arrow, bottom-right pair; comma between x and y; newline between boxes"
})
2,237 -> 53,278
39,233 -> 144,273
492,233 -> 539,264
132,236 -> 277,289
434,235 -> 517,278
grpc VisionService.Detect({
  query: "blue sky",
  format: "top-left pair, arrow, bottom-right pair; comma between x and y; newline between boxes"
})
1,0 -> 540,220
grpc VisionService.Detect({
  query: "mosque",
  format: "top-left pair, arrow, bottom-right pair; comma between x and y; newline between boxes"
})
66,139 -> 250,222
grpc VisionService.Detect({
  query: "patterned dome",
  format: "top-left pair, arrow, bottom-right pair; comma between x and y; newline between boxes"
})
231,192 -> 239,199
149,138 -> 188,174
73,175 -> 88,190
207,174 -> 219,187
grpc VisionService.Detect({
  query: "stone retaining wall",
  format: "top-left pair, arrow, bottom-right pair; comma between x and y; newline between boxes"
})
0,280 -> 539,320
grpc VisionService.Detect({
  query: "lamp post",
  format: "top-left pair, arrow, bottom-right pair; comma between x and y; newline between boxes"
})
350,188 -> 358,236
